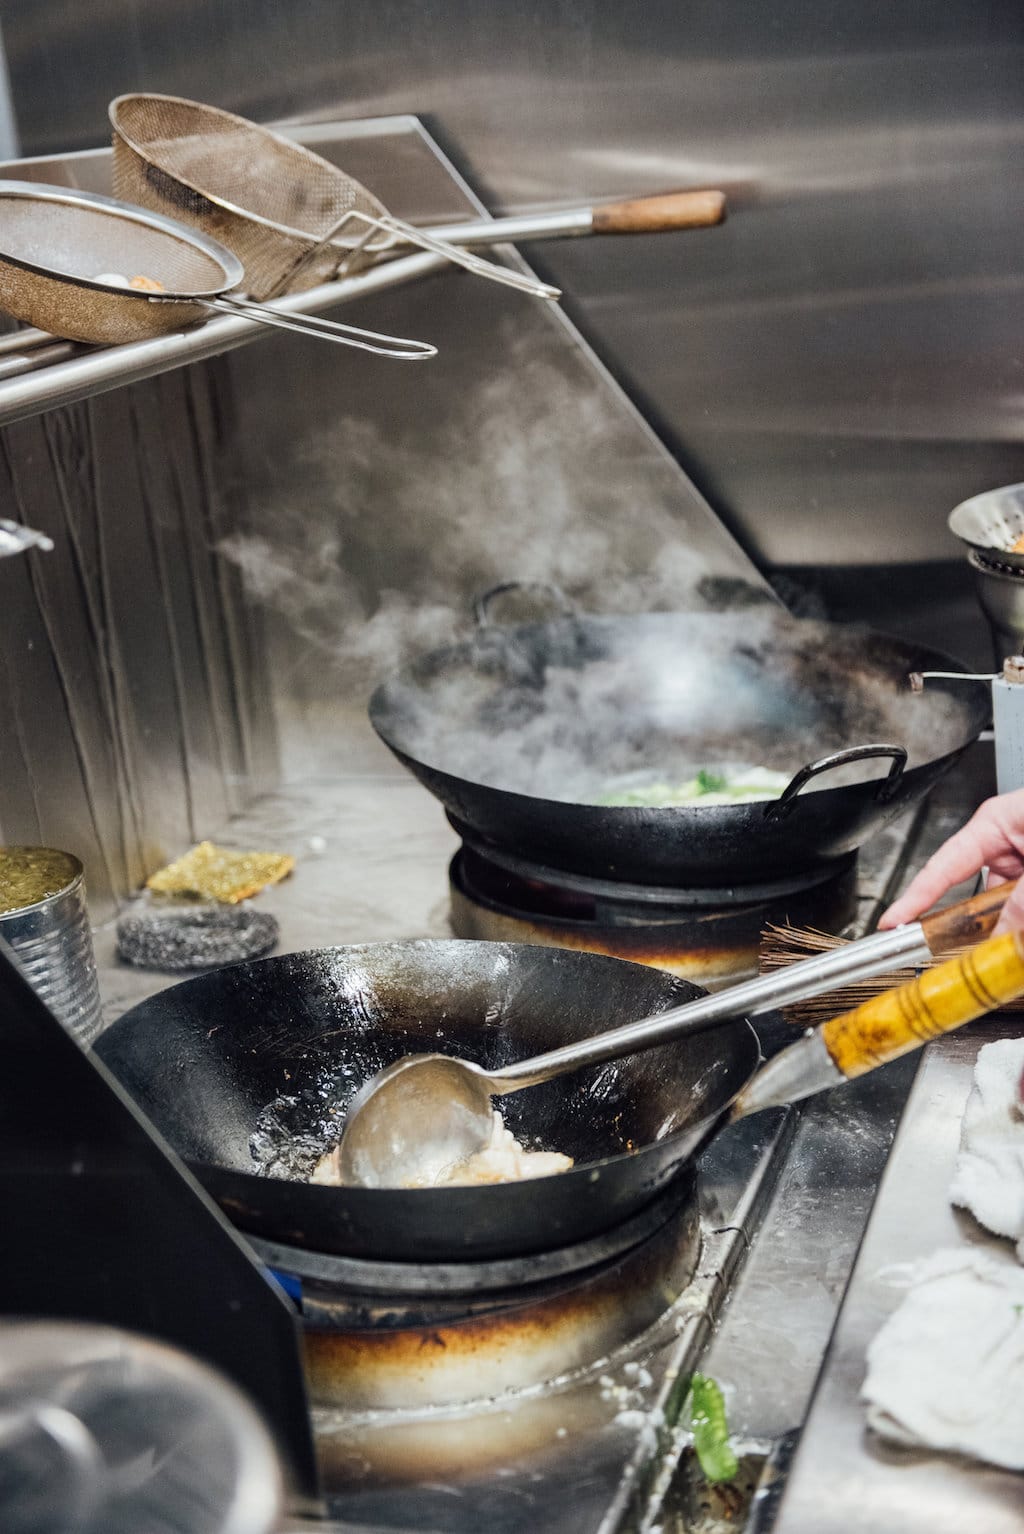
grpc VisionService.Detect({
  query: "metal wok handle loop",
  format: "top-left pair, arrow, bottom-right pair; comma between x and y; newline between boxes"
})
473,581 -> 577,628
189,296 -> 437,359
763,743 -> 909,823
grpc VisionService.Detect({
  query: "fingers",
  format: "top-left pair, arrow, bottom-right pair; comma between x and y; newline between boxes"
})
993,877 -> 1024,935
879,790 -> 1024,928
879,824 -> 991,928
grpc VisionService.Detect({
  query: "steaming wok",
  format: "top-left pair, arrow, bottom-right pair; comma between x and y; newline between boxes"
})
95,941 -> 758,1263
369,597 -> 988,885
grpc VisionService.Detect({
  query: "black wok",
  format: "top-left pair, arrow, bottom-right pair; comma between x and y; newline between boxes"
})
96,941 -> 758,1263
368,596 -> 988,886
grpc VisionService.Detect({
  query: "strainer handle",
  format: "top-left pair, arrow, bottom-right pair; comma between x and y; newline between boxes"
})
338,210 -> 561,301
197,296 -> 437,359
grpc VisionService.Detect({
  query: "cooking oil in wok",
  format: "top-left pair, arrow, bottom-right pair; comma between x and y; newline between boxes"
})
248,1061 -> 364,1180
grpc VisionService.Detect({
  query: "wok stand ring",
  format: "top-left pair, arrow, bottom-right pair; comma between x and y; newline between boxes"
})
764,743 -> 909,823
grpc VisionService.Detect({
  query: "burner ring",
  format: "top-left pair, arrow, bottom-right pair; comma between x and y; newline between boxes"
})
246,1168 -> 697,1296
448,815 -> 854,906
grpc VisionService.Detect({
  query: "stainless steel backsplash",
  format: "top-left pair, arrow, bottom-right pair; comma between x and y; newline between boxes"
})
4,0 -> 1023,566
0,362 -> 278,916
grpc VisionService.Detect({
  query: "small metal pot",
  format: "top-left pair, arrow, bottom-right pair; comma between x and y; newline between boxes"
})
0,847 -> 102,1046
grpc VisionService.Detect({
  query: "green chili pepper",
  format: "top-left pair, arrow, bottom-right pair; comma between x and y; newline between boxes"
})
687,1373 -> 739,1483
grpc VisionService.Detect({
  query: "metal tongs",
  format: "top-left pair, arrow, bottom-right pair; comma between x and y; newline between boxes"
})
339,881 -> 1015,1185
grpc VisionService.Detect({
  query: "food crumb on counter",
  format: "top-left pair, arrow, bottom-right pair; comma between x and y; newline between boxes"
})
145,840 -> 295,903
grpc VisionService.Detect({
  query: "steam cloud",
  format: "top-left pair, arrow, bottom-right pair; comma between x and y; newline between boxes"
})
216,348 -> 724,697
214,343 -> 962,793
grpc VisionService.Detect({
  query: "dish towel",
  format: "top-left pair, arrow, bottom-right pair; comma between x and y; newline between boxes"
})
950,1035 -> 1024,1259
862,1247 -> 1024,1468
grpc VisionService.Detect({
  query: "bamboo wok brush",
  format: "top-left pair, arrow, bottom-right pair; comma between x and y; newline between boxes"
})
760,880 -> 1023,1026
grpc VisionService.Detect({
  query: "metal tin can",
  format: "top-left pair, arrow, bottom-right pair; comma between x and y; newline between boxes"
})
0,847 -> 103,1045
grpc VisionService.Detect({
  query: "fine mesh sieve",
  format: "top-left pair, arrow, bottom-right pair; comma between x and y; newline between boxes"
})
0,181 -> 436,357
109,93 -> 560,302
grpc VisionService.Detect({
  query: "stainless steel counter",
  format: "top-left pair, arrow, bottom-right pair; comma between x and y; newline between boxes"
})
91,775 -> 460,1031
772,1021 -> 1024,1534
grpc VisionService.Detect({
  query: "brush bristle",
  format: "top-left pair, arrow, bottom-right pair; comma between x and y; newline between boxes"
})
759,921 -> 1024,1025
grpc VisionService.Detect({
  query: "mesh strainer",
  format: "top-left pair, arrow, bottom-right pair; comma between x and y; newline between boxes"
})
949,485 -> 1024,573
109,93 -> 560,302
0,181 -> 436,357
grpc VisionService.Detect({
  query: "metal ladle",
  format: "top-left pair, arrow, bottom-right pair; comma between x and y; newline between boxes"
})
336,881 -> 1014,1187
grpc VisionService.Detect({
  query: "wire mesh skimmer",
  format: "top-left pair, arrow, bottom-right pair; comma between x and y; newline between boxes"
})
109,93 -> 560,303
0,181 -> 436,357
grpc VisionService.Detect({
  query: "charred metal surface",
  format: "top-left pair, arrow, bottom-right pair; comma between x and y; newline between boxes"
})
299,1198 -> 701,1409
450,846 -> 858,984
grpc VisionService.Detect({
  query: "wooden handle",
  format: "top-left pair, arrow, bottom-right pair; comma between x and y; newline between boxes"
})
591,190 -> 726,234
920,879 -> 1017,954
821,928 -> 1024,1080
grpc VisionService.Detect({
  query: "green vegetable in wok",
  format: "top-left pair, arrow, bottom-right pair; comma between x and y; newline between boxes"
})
687,1372 -> 739,1483
596,764 -> 789,809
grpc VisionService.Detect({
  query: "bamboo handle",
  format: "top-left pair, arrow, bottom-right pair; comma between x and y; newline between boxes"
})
821,928 -> 1024,1080
591,190 -> 726,234
919,879 -> 1016,955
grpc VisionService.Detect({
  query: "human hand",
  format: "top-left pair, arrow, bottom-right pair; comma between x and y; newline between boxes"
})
878,788 -> 1024,934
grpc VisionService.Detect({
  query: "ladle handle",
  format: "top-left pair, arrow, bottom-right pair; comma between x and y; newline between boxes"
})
591,189 -> 726,233
731,927 -> 1024,1120
196,296 -> 437,359
488,880 -> 1019,1094
764,743 -> 908,822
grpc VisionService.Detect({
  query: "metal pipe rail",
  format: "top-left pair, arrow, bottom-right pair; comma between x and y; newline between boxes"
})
0,248 -> 447,429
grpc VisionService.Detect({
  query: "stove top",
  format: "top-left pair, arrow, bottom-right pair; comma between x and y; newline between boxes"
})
90,772 -> 936,1534
295,1109 -> 789,1533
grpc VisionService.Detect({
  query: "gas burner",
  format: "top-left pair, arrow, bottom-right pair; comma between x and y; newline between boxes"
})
249,1172 -> 700,1413
449,830 -> 858,986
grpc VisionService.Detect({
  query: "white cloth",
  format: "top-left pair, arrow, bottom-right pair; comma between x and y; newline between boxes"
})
950,1036 -> 1024,1261
862,1248 -> 1024,1469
